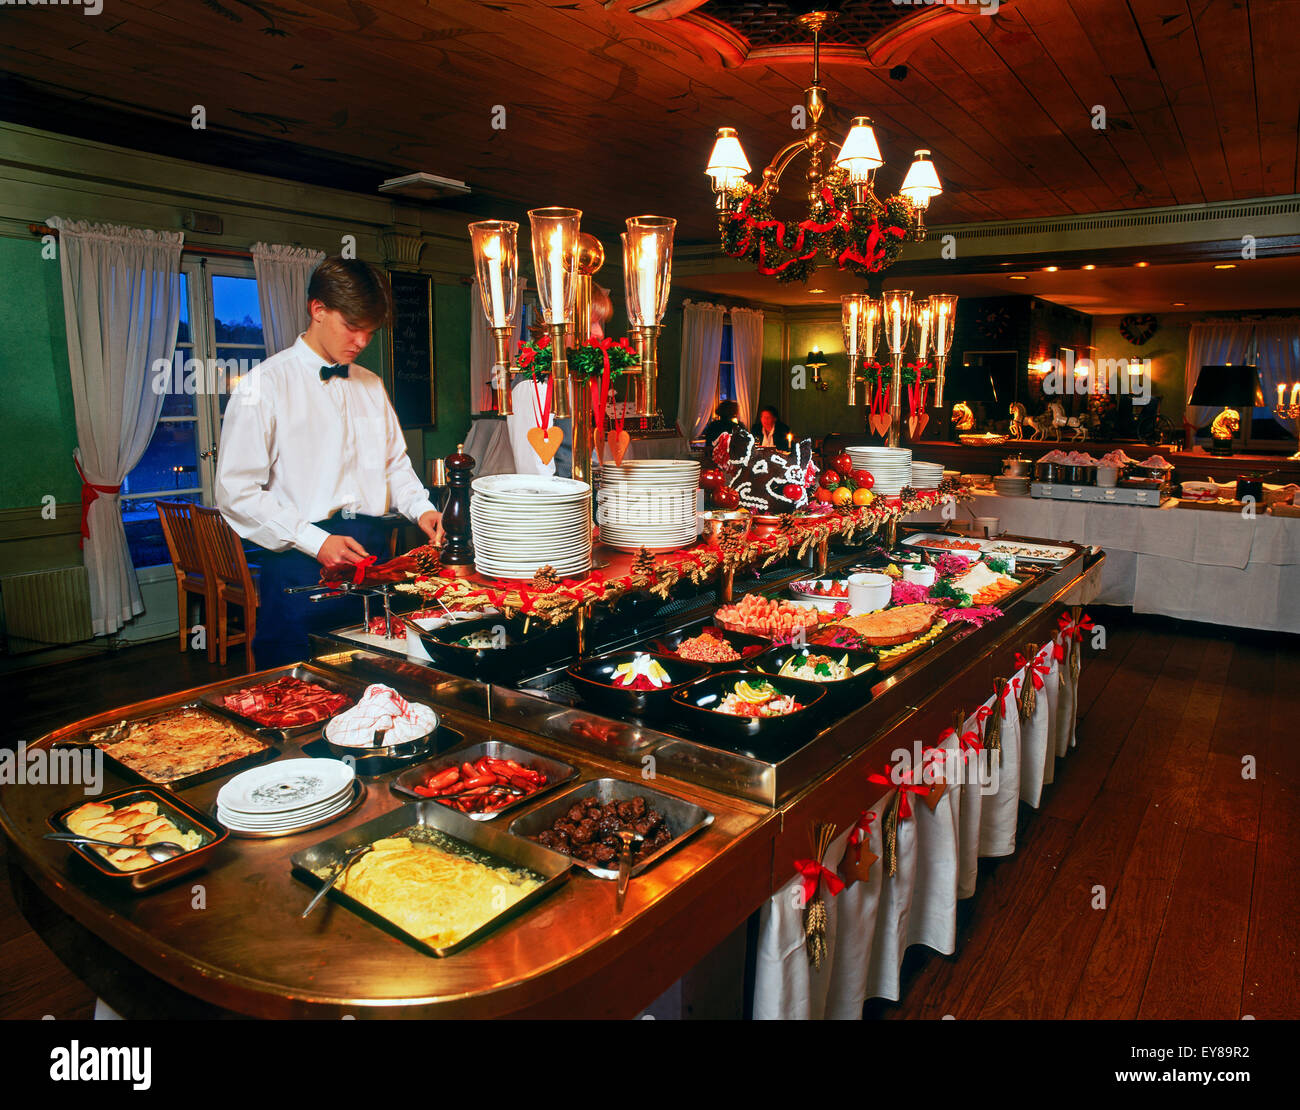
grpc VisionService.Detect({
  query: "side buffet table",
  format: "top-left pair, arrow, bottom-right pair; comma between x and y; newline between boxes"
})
2,534 -> 1103,1019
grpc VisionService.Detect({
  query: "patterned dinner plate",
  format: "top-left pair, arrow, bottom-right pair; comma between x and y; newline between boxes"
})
216,758 -> 356,816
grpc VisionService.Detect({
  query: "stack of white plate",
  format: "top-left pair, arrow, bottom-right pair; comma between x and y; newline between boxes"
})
470,474 -> 592,579
216,759 -> 356,836
992,475 -> 1031,497
595,459 -> 701,552
910,461 -> 944,490
846,446 -> 912,497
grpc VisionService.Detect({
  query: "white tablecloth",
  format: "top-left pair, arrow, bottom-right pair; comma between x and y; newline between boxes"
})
967,493 -> 1300,633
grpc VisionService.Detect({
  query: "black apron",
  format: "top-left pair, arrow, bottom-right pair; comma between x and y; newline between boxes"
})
251,514 -> 395,668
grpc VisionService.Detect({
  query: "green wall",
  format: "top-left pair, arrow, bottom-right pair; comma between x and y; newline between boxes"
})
424,281 -> 473,460
0,236 -> 79,510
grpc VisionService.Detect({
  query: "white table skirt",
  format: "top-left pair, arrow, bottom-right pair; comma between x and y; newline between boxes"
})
752,635 -> 1082,1018
965,493 -> 1300,633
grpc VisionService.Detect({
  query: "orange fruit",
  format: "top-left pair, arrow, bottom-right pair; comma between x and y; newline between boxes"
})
832,485 -> 853,507
815,486 -> 835,504
852,488 -> 875,506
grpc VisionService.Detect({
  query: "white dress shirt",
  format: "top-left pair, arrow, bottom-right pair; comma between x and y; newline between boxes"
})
216,335 -> 437,557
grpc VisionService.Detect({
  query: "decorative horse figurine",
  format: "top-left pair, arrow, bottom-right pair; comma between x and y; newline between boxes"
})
1025,408 -> 1050,440
1009,402 -> 1027,439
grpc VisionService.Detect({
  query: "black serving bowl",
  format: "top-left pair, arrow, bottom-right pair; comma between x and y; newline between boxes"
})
412,614 -> 568,683
669,669 -> 828,749
751,644 -> 878,714
567,651 -> 713,720
1056,463 -> 1095,486
1033,461 -> 1057,484
646,625 -> 771,671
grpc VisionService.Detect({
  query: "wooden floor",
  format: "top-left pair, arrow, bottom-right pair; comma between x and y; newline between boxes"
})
2,612 -> 1297,1020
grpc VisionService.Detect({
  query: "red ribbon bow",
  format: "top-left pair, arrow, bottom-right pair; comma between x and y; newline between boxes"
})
1057,611 -> 1095,642
74,455 -> 120,547
1015,651 -> 1052,690
351,554 -> 378,585
794,858 -> 846,904
974,704 -> 994,737
867,772 -> 930,819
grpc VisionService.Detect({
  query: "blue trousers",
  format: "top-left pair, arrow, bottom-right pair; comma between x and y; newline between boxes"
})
251,515 -> 395,669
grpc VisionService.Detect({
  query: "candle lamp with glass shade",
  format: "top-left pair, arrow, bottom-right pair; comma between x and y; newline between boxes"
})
841,294 -> 878,406
623,215 -> 675,417
1189,364 -> 1259,456
1275,380 -> 1300,460
528,207 -> 581,418
899,151 -> 943,237
928,293 -> 958,434
468,220 -> 519,415
882,290 -> 913,445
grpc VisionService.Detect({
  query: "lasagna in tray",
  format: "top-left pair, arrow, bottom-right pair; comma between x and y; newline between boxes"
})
329,835 -> 541,949
90,708 -> 268,784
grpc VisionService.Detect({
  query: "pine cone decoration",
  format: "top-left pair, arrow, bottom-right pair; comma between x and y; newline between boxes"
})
939,476 -> 960,494
777,513 -> 800,535
411,545 -> 441,575
630,547 -> 657,581
531,565 -> 560,591
899,485 -> 918,503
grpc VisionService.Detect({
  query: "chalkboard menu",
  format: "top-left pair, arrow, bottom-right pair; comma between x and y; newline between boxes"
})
387,270 -> 435,427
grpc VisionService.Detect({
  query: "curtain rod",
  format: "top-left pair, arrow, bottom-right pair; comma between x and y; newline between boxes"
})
30,223 -> 253,260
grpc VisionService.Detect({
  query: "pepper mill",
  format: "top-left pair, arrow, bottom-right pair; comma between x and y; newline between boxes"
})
440,444 -> 475,577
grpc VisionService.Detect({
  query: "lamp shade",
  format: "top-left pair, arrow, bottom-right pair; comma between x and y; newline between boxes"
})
1189,365 -> 1260,408
706,127 -> 751,189
900,150 -> 942,208
834,117 -> 883,184
804,349 -> 828,367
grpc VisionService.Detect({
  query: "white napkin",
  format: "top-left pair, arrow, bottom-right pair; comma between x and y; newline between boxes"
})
325,684 -> 437,747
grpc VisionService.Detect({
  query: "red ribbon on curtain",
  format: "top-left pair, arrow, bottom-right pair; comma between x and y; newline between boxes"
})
1058,611 -> 1095,642
74,455 -> 120,548
867,772 -> 929,819
940,726 -> 983,755
846,810 -> 876,864
793,858 -> 845,904
1014,651 -> 1051,690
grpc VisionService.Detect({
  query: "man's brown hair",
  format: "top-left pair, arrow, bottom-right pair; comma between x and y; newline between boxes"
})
307,257 -> 393,329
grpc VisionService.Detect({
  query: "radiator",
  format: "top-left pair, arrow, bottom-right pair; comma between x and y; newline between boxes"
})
0,566 -> 94,653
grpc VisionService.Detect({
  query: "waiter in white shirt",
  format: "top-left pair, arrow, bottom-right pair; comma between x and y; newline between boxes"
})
217,257 -> 443,666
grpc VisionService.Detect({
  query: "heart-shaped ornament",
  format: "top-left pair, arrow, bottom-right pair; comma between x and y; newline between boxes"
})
908,414 -> 918,439
527,425 -> 564,464
870,412 -> 891,437
608,430 -> 631,466
914,412 -> 929,439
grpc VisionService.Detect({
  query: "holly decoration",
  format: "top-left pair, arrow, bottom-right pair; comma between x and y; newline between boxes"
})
516,334 -> 641,380
720,172 -> 914,285
860,359 -> 936,388
1119,314 -> 1159,345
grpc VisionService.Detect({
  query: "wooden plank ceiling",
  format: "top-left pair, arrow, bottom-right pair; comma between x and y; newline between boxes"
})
0,0 -> 1294,242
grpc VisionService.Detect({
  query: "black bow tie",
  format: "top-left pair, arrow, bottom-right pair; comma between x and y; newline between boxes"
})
320,363 -> 350,382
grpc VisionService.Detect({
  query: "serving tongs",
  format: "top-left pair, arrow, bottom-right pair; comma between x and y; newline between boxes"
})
301,842 -> 374,918
615,829 -> 644,913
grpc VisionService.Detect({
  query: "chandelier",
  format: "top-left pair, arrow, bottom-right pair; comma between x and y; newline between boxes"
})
704,10 -> 942,284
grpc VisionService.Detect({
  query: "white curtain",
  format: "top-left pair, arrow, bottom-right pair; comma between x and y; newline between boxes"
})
677,299 -> 726,439
1184,322 -> 1255,428
728,306 -> 765,428
1254,322 -> 1300,431
470,279 -> 526,413
251,243 -> 324,356
47,217 -> 184,637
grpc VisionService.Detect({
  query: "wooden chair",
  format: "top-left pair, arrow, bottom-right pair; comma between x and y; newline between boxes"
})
156,500 -> 215,662
191,504 -> 260,672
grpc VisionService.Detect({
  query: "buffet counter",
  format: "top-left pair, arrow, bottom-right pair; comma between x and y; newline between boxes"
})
965,492 -> 1300,633
1,540 -> 1103,1018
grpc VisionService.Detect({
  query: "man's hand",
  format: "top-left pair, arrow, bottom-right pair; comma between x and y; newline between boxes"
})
316,533 -> 370,570
418,510 -> 445,546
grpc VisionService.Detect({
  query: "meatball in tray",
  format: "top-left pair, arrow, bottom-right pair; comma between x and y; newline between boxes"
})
508,778 -> 714,880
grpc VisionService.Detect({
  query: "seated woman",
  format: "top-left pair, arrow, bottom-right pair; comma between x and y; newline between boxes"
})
751,404 -> 792,449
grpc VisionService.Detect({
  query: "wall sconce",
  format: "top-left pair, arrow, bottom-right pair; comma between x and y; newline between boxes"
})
804,348 -> 829,391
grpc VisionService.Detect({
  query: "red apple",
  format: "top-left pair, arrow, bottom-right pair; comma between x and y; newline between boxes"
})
699,468 -> 724,493
832,451 -> 854,475
782,483 -> 804,502
815,487 -> 835,504
819,469 -> 840,490
712,487 -> 740,510
852,469 -> 874,490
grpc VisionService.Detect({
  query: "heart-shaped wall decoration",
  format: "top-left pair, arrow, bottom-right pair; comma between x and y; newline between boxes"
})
1120,314 -> 1159,345
526,425 -> 564,464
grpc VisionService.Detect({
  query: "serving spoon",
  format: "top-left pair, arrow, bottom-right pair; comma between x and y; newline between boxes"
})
301,843 -> 374,918
44,832 -> 187,862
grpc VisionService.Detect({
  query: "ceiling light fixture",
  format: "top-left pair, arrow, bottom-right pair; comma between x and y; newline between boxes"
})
1083,264 -> 1096,270
706,10 -> 940,284
1214,263 -> 1236,270
1009,274 -> 1028,280
1172,301 -> 1187,306
1135,261 -> 1149,268
1044,266 -> 1059,272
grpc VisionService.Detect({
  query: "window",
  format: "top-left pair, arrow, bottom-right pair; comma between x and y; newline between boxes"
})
121,259 -> 265,567
718,321 -> 736,402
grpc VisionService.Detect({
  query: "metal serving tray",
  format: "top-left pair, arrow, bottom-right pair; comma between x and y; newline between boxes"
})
201,664 -> 365,742
60,705 -> 277,792
48,786 -> 229,893
290,800 -> 572,957
389,740 -> 579,820
507,778 -> 714,880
